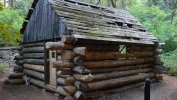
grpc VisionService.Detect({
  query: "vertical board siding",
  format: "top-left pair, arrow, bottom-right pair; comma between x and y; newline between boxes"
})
23,0 -> 68,43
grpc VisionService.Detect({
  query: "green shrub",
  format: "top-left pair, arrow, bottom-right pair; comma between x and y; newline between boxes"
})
0,63 -> 8,75
161,51 -> 177,76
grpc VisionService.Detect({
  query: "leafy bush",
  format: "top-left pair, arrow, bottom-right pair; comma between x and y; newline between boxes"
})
161,51 -> 177,76
0,63 -> 8,75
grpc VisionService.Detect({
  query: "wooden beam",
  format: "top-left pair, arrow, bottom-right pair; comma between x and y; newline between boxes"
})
73,66 -> 91,74
53,61 -> 74,68
23,59 -> 44,65
23,53 -> 44,59
23,69 -> 44,80
23,42 -> 43,48
45,41 -> 74,50
22,47 -> 44,53
23,63 -> 44,72
8,72 -> 24,79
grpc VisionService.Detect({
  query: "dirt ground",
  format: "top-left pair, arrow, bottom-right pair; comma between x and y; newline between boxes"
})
0,67 -> 177,100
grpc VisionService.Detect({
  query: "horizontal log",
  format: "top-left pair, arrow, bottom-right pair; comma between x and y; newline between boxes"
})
56,86 -> 70,96
45,41 -> 74,50
23,63 -> 44,72
57,70 -> 73,77
83,57 -> 154,69
23,53 -> 44,59
4,79 -> 24,85
57,77 -> 75,85
23,42 -> 44,48
14,55 -> 23,60
85,79 -> 156,99
23,69 -> 44,80
0,46 -> 22,50
8,72 -> 24,79
73,74 -> 94,83
13,66 -> 24,72
22,47 -> 44,53
61,51 -> 154,61
90,63 -> 153,74
73,66 -> 91,74
62,35 -> 75,43
53,61 -> 74,68
63,86 -> 77,95
74,81 -> 89,89
15,60 -> 24,65
74,91 -> 86,100
73,47 -> 86,56
91,68 -> 153,82
132,46 -> 155,51
83,73 -> 155,92
23,59 -> 44,65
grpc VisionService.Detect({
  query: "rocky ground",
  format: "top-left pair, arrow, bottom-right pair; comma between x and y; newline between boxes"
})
0,66 -> 177,100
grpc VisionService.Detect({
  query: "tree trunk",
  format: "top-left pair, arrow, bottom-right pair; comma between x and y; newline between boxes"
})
73,74 -> 94,83
45,41 -> 74,50
83,73 -> 155,92
62,35 -> 75,43
8,72 -> 24,79
73,66 -> 91,74
23,63 -> 44,72
83,57 -> 154,69
53,61 -> 74,68
23,53 -> 44,59
22,47 -> 44,53
23,69 -> 44,80
91,68 -> 153,82
57,77 -> 75,85
23,59 -> 44,65
90,63 -> 153,74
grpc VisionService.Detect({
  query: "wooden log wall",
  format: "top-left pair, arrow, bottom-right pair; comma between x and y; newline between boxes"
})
22,42 -> 45,82
44,35 -> 159,100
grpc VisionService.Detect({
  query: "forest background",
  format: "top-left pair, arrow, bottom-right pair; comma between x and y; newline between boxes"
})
0,0 -> 177,75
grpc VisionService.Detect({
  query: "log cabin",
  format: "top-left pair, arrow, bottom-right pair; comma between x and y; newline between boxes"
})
9,0 -> 165,99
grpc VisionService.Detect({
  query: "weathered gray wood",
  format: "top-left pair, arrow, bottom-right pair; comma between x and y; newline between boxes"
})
53,61 -> 74,68
23,69 -> 44,80
73,57 -> 83,65
83,73 -> 155,92
23,59 -> 44,65
90,63 -> 153,74
56,86 -> 70,96
74,81 -> 89,89
57,70 -> 73,77
73,47 -> 86,56
14,55 -> 23,60
61,50 -> 75,61
23,42 -> 44,48
22,47 -> 44,53
15,60 -> 24,65
8,72 -> 24,79
57,77 -> 75,85
63,86 -> 77,95
74,91 -> 86,100
23,63 -> 44,72
83,57 -> 154,69
13,66 -> 24,72
23,53 -> 44,59
45,41 -> 74,50
73,66 -> 91,74
73,74 -> 94,82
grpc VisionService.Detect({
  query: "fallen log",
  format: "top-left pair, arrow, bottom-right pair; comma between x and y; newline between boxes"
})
83,57 -> 154,69
14,55 -> 23,60
73,74 -> 94,83
15,60 -> 24,65
74,91 -> 86,100
90,68 -> 153,82
22,47 -> 44,53
73,66 -> 91,74
23,63 -> 44,72
85,79 -> 156,99
8,72 -> 24,79
4,79 -> 24,85
45,41 -> 74,50
61,51 -> 154,61
63,86 -> 77,95
74,81 -> 89,89
57,77 -> 75,85
23,69 -> 44,80
73,47 -> 86,56
53,61 -> 74,68
23,42 -> 44,48
83,73 -> 155,92
90,63 -> 153,74
23,59 -> 44,65
23,53 -> 44,59
73,57 -> 83,65
13,66 -> 24,72
62,35 -> 75,43
57,70 -> 73,77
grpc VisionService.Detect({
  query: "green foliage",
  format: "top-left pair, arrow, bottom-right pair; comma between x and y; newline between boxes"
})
161,51 -> 177,76
0,8 -> 23,46
162,37 -> 177,52
0,3 -> 3,11
0,63 -> 8,75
